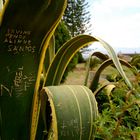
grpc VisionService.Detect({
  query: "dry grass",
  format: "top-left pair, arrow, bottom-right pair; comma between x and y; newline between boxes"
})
64,63 -> 108,85
64,63 -> 135,86
64,63 -> 86,85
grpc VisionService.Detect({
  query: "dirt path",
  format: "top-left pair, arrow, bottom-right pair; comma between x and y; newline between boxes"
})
64,63 -> 86,85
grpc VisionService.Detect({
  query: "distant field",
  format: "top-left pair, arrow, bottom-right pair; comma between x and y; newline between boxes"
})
64,63 -> 86,85
64,63 -> 135,86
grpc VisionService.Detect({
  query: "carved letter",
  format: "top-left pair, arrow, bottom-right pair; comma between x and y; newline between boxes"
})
0,84 -> 12,97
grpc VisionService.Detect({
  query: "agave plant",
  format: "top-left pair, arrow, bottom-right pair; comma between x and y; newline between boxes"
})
0,0 -> 3,12
34,34 -> 134,140
84,52 -> 136,92
0,0 -> 67,139
0,0 -> 134,140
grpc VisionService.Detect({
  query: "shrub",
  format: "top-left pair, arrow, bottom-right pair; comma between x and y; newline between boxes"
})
55,22 -> 71,52
94,82 -> 140,140
131,54 -> 140,70
78,51 -> 85,63
106,73 -> 122,82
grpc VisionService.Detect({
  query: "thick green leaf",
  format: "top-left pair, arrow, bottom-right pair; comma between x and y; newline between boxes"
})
0,0 -> 67,140
40,85 -> 98,140
0,0 -> 5,24
44,35 -> 132,89
91,51 -> 109,62
84,56 -> 91,86
89,59 -> 134,92
84,52 -> 109,86
95,37 -> 132,89
43,35 -> 55,74
30,1 -> 67,139
44,35 -> 97,86
93,83 -> 111,97
105,84 -> 116,97
0,0 -> 3,12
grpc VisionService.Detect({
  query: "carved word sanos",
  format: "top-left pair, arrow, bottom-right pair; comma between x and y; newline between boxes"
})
4,29 -> 36,54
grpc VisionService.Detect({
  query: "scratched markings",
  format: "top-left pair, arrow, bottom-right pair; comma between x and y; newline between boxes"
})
14,66 -> 23,87
0,66 -> 36,97
0,84 -> 13,97
59,118 -> 87,138
4,28 -> 36,54
59,118 -> 86,137
14,66 -> 36,96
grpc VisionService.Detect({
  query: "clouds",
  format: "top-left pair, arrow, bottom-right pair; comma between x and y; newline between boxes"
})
93,0 -> 140,15
102,0 -> 140,9
89,0 -> 140,52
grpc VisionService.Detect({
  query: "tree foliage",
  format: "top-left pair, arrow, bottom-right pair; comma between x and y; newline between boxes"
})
63,0 -> 91,62
55,21 -> 71,52
63,0 -> 91,37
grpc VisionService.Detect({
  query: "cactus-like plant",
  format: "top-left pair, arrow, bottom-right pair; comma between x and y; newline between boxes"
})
40,85 -> 98,140
0,0 -> 134,140
0,0 -> 67,139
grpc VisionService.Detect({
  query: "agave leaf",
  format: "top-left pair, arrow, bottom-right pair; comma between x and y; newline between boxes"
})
44,35 -> 132,89
0,0 -> 3,12
30,1 -> 67,140
91,51 -> 109,62
84,52 -> 109,86
93,83 -> 111,96
95,37 -> 132,89
105,84 -> 116,112
105,84 -> 116,97
84,56 -> 91,86
47,35 -> 55,64
89,59 -> 134,92
40,85 -> 98,140
43,35 -> 55,74
0,0 -> 8,24
0,0 -> 67,140
44,35 -> 97,86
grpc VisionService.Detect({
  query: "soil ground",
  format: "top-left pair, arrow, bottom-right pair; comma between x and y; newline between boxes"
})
64,63 -> 87,85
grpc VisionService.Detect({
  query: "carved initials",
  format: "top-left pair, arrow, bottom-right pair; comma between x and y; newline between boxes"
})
0,84 -> 13,97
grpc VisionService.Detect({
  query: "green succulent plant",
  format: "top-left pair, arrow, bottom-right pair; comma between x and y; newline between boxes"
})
0,0 -> 134,140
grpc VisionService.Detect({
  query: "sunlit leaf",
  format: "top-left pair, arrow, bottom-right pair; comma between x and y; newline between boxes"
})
90,58 -> 134,92
44,35 -> 132,89
40,85 -> 98,140
0,0 -> 67,140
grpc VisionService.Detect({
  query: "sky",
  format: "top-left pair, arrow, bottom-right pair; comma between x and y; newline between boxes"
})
87,0 -> 140,54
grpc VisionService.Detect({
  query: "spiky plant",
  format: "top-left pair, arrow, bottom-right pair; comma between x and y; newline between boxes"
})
0,0 -> 134,140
